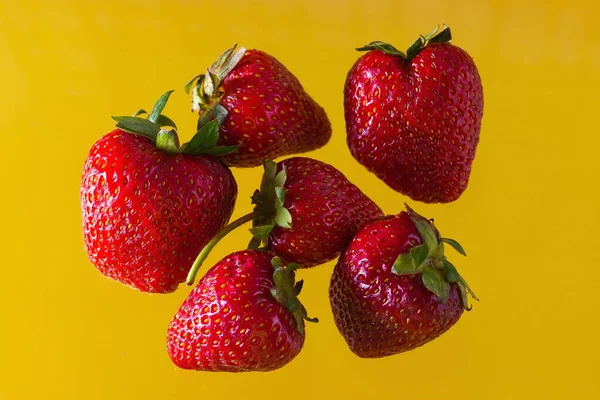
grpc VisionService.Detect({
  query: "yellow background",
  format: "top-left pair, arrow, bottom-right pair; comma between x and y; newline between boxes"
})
1,0 -> 599,398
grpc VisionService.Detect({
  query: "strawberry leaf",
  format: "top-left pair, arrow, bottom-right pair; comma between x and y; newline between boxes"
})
203,69 -> 216,97
133,109 -> 147,117
183,120 -> 219,154
112,116 -> 160,141
422,265 -> 450,303
274,166 -> 287,188
458,284 -> 472,311
274,187 -> 285,208
428,26 -> 452,44
458,274 -> 479,301
212,103 -> 228,126
211,45 -> 236,73
410,243 -> 429,268
249,224 -> 275,242
211,45 -> 246,81
406,25 -> 452,61
184,74 -> 203,94
263,160 -> 278,184
248,236 -> 262,250
442,259 -> 460,283
274,207 -> 292,229
202,145 -> 239,157
155,114 -> 178,129
405,204 -> 438,256
441,237 -> 467,256
148,90 -> 174,124
269,256 -> 317,336
356,41 -> 406,58
294,280 -> 304,296
392,252 -> 418,276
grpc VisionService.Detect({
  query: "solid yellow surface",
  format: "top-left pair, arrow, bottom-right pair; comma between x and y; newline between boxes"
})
2,0 -> 599,398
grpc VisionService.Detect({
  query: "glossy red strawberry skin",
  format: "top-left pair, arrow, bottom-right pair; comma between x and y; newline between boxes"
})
167,250 -> 304,372
345,43 -> 483,203
329,212 -> 463,358
217,50 -> 331,167
81,129 -> 237,293
269,157 -> 383,267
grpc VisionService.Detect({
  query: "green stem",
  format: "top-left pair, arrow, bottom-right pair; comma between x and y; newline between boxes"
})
186,211 -> 260,285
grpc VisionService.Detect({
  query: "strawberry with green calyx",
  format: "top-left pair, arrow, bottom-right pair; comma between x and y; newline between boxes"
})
113,90 -> 239,157
185,157 -> 383,285
329,204 -> 477,358
185,45 -> 332,167
185,160 -> 291,285
345,25 -> 484,203
81,91 -> 237,293
167,250 -> 317,372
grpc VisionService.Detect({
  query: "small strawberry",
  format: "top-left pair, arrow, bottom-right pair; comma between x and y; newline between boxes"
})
329,204 -> 477,358
185,157 -> 383,285
167,250 -> 317,372
344,25 -> 484,203
186,45 -> 332,167
81,91 -> 238,293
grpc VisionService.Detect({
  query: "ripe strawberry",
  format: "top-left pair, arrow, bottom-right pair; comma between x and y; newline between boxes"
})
261,157 -> 384,266
329,204 -> 477,358
167,250 -> 317,372
186,45 -> 332,167
81,91 -> 238,293
344,25 -> 484,203
185,157 -> 383,285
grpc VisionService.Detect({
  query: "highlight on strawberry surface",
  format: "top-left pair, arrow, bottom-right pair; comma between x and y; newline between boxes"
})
185,44 -> 332,167
329,204 -> 478,358
185,157 -> 383,286
344,24 -> 484,203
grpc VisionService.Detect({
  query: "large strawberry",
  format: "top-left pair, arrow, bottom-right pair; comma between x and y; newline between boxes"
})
185,45 -> 332,167
81,91 -> 238,293
344,25 -> 484,203
185,157 -> 383,285
329,204 -> 477,358
167,250 -> 317,372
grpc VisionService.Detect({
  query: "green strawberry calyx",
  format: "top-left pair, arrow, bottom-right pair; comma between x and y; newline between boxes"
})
248,160 -> 292,249
185,44 -> 246,127
357,24 -> 452,62
270,257 -> 318,335
112,90 -> 238,156
186,160 -> 292,285
392,204 -> 478,310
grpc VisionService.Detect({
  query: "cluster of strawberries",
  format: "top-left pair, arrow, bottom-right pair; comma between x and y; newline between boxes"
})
81,25 -> 483,372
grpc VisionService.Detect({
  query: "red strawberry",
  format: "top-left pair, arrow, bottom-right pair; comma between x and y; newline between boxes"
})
344,25 -> 484,203
329,204 -> 477,358
264,157 -> 384,266
167,250 -> 317,372
81,91 -> 238,293
185,157 -> 383,285
186,45 -> 331,167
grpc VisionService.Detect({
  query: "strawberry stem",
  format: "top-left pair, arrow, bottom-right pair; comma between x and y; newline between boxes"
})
186,211 -> 261,285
